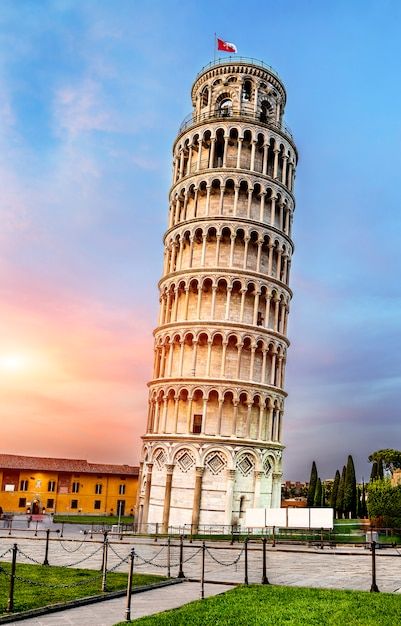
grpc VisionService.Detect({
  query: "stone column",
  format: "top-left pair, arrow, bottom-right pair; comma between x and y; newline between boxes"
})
243,236 -> 250,270
232,401 -> 239,436
233,184 -> 239,216
222,135 -> 229,167
225,287 -> 232,320
236,137 -> 243,168
191,467 -> 205,533
271,472 -> 282,507
217,398 -> 224,435
210,285 -> 217,318
206,340 -> 213,376
220,339 -> 228,377
134,461 -> 144,516
262,143 -> 269,175
162,464 -> 175,533
225,469 -> 236,526
270,195 -> 276,226
142,463 -> 154,528
273,148 -> 279,179
209,137 -> 216,168
196,140 -> 202,171
253,471 -> 264,507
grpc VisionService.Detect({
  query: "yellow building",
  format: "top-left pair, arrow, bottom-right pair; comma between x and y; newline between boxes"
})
0,454 -> 139,516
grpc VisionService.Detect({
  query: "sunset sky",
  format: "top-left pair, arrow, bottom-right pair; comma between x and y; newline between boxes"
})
1,0 -> 401,480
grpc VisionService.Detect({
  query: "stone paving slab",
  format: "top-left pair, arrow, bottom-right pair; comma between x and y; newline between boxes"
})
4,582 -> 232,626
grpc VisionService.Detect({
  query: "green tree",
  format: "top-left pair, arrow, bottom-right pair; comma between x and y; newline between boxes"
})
330,470 -> 340,509
343,455 -> 357,518
377,458 -> 384,479
368,449 -> 401,473
336,465 -> 346,519
367,479 -> 401,527
370,461 -> 378,482
314,478 -> 322,507
307,461 -> 318,507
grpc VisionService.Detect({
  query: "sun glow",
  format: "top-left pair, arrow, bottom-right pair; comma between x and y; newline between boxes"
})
0,353 -> 33,373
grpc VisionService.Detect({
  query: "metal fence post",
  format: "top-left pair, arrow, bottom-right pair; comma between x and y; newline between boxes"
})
125,548 -> 135,621
177,534 -> 185,578
101,534 -> 109,592
272,525 -> 276,547
154,522 -> 158,542
262,537 -> 269,584
6,543 -> 18,612
370,541 -> 379,592
43,528 -> 50,565
167,537 -> 171,578
244,538 -> 249,585
201,541 -> 206,599
60,522 -> 64,538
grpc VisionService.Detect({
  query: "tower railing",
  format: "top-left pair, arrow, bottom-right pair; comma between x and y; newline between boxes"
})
178,110 -> 294,142
195,57 -> 282,82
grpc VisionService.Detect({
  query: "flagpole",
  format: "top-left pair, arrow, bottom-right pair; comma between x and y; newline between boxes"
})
214,32 -> 216,62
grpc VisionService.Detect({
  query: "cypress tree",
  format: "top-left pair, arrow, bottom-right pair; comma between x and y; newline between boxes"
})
377,458 -> 384,479
343,455 -> 357,518
336,465 -> 346,519
361,482 -> 368,518
307,461 -> 318,507
314,478 -> 322,507
356,485 -> 361,518
330,470 -> 340,510
370,461 -> 378,482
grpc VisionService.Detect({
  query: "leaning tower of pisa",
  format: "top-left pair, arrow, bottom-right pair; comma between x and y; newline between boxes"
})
137,58 -> 297,531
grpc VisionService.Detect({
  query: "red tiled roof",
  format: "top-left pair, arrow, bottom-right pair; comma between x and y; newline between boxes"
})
0,454 -> 139,476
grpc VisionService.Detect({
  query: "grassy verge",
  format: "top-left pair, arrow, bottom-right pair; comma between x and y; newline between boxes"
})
0,562 -> 165,615
117,584 -> 401,626
53,515 -> 135,525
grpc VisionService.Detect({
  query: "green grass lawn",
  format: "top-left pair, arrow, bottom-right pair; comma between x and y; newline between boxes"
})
117,584 -> 401,626
0,561 -> 165,615
53,514 -> 135,525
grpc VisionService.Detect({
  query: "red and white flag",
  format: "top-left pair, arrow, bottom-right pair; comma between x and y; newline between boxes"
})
217,38 -> 237,53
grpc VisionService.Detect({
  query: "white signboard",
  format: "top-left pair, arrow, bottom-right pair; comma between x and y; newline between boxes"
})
243,507 -> 334,529
310,508 -> 334,530
5,484 -> 15,492
265,508 -> 287,528
244,508 -> 266,528
287,508 -> 310,528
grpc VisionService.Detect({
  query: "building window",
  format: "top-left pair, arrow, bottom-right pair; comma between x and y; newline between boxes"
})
94,500 -> 101,510
71,500 -> 78,509
218,98 -> 232,117
20,480 -> 29,491
18,497 -> 26,508
47,499 -> 54,509
95,483 -> 102,495
48,481 -> 56,492
119,484 -> 126,495
71,482 -> 80,493
192,414 -> 202,434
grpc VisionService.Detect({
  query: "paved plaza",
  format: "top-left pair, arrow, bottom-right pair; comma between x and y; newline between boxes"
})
1,524 -> 401,625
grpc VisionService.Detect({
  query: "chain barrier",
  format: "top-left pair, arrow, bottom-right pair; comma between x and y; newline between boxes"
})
16,547 -> 43,565
107,553 -> 130,572
59,536 -> 89,553
0,547 -> 12,560
205,544 -> 245,567
62,544 -> 103,568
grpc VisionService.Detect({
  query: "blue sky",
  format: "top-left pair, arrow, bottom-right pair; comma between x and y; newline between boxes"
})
1,0 -> 401,480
